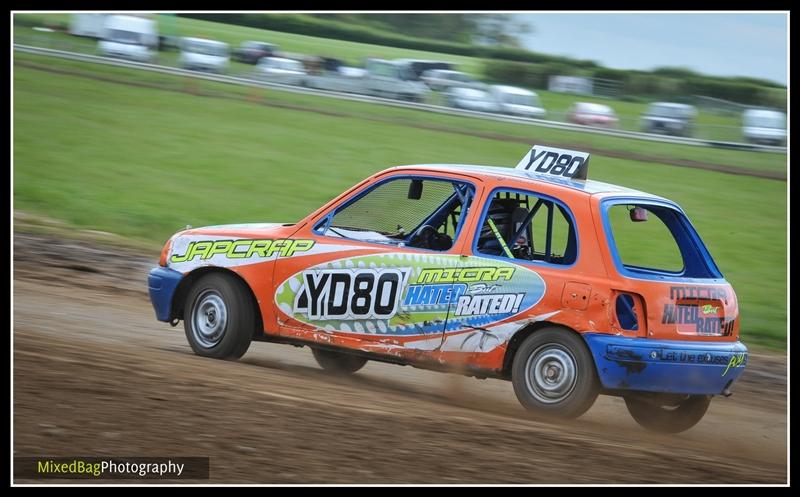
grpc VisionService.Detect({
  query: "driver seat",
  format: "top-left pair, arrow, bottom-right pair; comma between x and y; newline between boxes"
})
478,199 -> 527,255
509,206 -> 530,248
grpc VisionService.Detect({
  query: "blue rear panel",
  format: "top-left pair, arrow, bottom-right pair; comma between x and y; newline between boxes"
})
584,333 -> 747,395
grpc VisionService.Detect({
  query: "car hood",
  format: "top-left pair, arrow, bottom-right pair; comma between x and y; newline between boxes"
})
164,223 -> 351,273
180,222 -> 295,238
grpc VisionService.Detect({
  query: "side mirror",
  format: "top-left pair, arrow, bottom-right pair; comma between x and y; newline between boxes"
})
630,206 -> 649,222
408,179 -> 423,200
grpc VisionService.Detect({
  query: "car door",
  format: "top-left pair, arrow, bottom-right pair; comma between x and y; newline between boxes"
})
438,188 -> 570,358
269,173 -> 479,357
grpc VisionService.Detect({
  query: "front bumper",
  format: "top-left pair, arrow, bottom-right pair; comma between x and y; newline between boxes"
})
583,333 -> 748,395
148,267 -> 184,322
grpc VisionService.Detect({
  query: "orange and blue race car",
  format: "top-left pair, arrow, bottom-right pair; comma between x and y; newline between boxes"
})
148,145 -> 747,433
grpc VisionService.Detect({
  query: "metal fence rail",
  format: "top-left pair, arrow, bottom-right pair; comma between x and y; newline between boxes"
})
13,43 -> 787,154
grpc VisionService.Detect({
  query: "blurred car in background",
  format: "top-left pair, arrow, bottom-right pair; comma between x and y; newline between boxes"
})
640,102 -> 697,137
179,37 -> 230,73
488,85 -> 547,119
444,87 -> 500,113
97,15 -> 158,63
741,108 -> 787,146
232,41 -> 277,64
393,59 -> 455,81
304,64 -> 368,93
255,57 -> 307,86
421,69 -> 484,91
567,102 -> 618,128
363,59 -> 429,102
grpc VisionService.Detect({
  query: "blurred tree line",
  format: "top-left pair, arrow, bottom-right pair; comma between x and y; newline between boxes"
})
179,13 -> 786,108
308,14 -> 533,47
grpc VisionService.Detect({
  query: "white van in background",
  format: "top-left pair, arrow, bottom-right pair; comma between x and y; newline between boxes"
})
489,85 -> 547,119
742,109 -> 787,146
444,87 -> 500,113
255,57 -> 307,86
303,65 -> 368,94
363,59 -> 429,102
179,37 -> 230,74
70,14 -> 110,38
97,15 -> 157,63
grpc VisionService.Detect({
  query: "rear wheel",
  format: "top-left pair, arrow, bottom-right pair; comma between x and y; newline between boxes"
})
624,394 -> 711,433
511,328 -> 599,419
183,273 -> 254,360
312,348 -> 368,375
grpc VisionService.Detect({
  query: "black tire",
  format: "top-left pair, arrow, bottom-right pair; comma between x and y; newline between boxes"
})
624,394 -> 711,433
511,328 -> 600,419
311,348 -> 368,375
183,273 -> 254,360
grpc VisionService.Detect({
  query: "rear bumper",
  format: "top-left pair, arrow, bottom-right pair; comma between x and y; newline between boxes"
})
583,333 -> 748,395
148,267 -> 183,322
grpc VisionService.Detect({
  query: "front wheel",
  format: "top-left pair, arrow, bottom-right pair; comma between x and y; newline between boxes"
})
624,394 -> 711,433
183,273 -> 254,360
511,328 -> 599,419
311,348 -> 368,375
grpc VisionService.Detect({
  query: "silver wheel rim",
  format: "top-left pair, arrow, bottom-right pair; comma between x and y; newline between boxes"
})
525,344 -> 578,404
191,290 -> 228,348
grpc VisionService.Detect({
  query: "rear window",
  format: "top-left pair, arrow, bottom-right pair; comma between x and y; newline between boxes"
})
608,205 -> 683,272
604,201 -> 721,279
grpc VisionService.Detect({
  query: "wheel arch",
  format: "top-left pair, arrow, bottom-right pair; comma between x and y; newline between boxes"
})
501,321 -> 589,378
171,266 -> 264,338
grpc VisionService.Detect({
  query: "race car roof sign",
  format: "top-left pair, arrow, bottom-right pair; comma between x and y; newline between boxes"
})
515,145 -> 591,180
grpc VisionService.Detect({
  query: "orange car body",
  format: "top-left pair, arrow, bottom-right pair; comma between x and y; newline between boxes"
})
149,148 -> 747,396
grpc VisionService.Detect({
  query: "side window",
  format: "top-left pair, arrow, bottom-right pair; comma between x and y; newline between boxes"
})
476,190 -> 577,265
371,62 -> 397,78
315,177 -> 474,251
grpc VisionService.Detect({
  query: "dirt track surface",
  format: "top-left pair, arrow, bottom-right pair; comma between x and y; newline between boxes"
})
13,232 -> 788,484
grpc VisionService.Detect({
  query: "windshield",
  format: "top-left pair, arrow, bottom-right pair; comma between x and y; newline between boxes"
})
505,93 -> 538,106
399,66 -> 417,81
107,29 -> 142,45
317,177 -> 474,250
450,73 -> 472,82
184,41 -> 227,57
648,104 -> 689,119
271,60 -> 302,71
244,42 -> 270,51
461,90 -> 489,101
581,105 -> 613,116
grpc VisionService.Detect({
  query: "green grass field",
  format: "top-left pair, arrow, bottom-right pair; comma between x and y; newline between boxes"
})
12,51 -> 788,177
12,57 -> 786,349
13,13 -> 758,141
